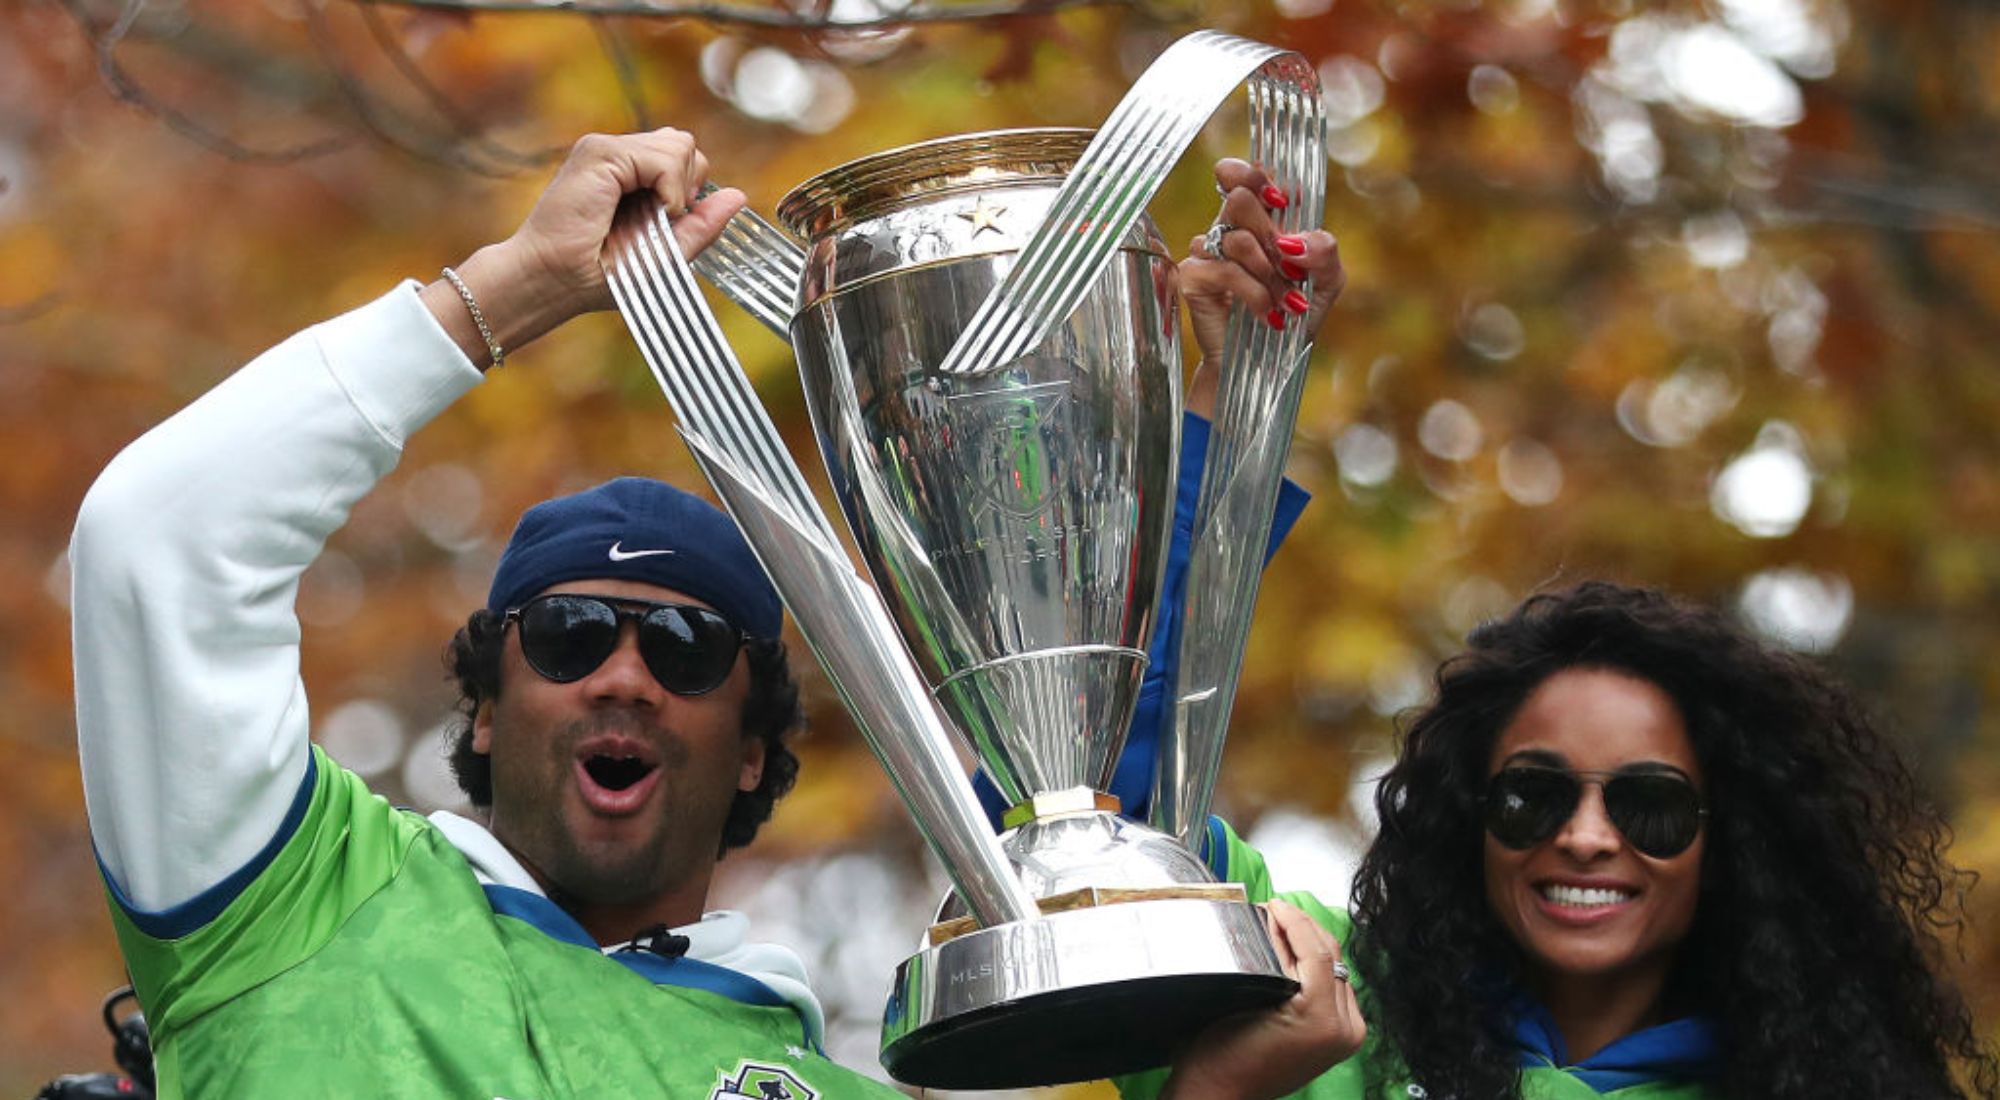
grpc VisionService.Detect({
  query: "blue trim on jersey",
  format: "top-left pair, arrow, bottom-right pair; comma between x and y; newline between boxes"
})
482,884 -> 815,1050
976,412 -> 1312,828
1510,994 -> 1720,1090
104,752 -> 320,939
1203,815 -> 1229,879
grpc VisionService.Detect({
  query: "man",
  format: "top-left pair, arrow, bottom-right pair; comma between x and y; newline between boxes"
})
71,128 -> 1354,1099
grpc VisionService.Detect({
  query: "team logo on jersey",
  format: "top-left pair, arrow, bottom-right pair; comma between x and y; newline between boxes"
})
711,1060 -> 818,1100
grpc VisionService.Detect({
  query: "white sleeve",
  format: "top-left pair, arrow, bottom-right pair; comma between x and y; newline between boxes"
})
70,282 -> 486,912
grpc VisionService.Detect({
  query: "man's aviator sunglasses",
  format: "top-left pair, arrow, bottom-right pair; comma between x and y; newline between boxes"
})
503,594 -> 744,697
1483,764 -> 1708,860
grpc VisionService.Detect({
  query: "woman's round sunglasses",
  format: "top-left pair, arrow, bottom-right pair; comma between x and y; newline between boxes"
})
1483,764 -> 1708,860
503,593 -> 744,697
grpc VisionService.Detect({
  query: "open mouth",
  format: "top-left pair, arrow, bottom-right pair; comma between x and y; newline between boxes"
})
573,738 -> 663,814
584,753 -> 656,792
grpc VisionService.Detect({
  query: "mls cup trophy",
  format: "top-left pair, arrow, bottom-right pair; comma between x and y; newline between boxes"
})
604,31 -> 1326,1089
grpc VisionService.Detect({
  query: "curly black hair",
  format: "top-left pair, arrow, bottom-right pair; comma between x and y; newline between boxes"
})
441,608 -> 803,857
1348,581 -> 1996,1099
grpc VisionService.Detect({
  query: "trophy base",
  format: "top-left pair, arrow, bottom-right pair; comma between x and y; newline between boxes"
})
880,896 -> 1297,1089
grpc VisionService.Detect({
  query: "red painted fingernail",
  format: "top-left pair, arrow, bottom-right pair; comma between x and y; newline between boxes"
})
1261,185 -> 1289,209
1280,260 -> 1308,281
1276,235 -> 1307,256
1284,290 -> 1310,313
1266,308 -> 1286,329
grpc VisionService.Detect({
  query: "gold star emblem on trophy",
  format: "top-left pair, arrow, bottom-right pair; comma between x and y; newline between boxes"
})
956,196 -> 1008,236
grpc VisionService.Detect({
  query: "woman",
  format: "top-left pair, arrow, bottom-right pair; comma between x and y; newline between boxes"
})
1135,582 -> 1997,1098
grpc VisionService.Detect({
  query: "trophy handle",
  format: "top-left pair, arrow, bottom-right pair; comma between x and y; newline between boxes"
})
1119,40 -> 1325,847
1150,343 -> 1317,848
688,183 -> 804,340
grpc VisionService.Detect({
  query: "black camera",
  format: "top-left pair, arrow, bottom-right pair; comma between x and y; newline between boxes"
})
33,988 -> 153,1100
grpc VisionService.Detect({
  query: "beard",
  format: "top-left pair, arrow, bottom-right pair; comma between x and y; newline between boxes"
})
535,811 -> 677,907
486,708 -> 715,907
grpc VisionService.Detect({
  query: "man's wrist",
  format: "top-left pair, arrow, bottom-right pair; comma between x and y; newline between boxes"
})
420,240 -> 580,370
439,266 -> 505,369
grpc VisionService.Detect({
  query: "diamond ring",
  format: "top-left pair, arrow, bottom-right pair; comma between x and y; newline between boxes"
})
1202,221 -> 1237,259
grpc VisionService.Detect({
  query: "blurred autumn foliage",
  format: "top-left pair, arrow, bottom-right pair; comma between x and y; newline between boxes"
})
4,0 -> 2000,1093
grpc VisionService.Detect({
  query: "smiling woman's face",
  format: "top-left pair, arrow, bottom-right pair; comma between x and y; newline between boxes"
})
1482,667 -> 1705,996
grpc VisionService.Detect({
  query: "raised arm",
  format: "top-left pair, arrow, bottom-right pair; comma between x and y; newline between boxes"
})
1182,158 -> 1343,419
71,129 -> 743,915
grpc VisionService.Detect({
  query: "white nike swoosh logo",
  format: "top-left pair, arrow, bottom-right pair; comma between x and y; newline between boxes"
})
608,542 -> 676,562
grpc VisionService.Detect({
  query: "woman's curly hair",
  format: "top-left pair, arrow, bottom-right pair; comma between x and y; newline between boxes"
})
1349,581 -> 1996,1099
440,608 -> 803,856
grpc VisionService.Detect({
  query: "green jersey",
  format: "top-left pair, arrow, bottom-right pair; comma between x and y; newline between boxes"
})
108,747 -> 901,1100
1116,820 -> 1717,1100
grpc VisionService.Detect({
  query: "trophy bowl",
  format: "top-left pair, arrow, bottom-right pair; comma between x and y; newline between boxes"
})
777,129 -> 1296,1089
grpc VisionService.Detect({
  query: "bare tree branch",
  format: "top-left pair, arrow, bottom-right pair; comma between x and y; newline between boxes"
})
0,292 -> 65,326
590,15 -> 654,131
54,0 -> 354,162
303,0 -> 537,176
355,3 -> 564,169
347,0 -> 1131,29
56,0 -> 1111,172
1788,152 -> 2000,233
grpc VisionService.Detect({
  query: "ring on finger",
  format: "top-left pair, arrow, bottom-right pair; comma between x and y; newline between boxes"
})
1331,960 -> 1351,983
1202,221 -> 1237,259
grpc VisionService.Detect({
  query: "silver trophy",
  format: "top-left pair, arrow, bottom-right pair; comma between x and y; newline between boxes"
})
604,31 -> 1326,1089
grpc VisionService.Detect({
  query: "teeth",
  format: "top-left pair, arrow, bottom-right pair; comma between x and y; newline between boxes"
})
1541,884 -> 1632,908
